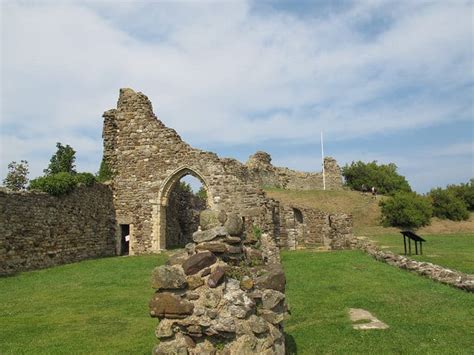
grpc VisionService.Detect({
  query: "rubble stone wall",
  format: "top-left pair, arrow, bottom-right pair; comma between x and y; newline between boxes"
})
149,211 -> 288,354
246,151 -> 343,190
277,203 -> 353,250
103,89 -> 281,258
351,237 -> 474,292
0,185 -> 116,275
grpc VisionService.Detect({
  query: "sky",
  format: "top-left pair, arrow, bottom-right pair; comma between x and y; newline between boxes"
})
1,0 -> 473,193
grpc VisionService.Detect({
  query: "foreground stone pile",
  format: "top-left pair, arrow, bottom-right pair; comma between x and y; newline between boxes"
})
149,211 -> 288,354
352,237 -> 474,292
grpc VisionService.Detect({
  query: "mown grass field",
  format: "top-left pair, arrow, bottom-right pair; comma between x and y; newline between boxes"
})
1,251 -> 473,354
368,233 -> 474,274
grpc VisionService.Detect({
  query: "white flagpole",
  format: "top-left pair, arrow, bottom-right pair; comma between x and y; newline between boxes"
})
321,131 -> 326,190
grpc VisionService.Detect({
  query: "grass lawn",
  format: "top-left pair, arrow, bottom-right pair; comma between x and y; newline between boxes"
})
282,250 -> 474,354
367,233 -> 474,274
0,255 -> 167,354
1,251 -> 473,354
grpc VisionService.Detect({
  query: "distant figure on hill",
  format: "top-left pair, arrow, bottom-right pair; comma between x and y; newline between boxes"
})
371,186 -> 377,199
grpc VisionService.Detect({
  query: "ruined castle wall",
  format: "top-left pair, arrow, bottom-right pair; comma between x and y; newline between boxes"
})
103,89 -> 278,258
0,185 -> 116,275
246,152 -> 343,190
276,203 -> 353,250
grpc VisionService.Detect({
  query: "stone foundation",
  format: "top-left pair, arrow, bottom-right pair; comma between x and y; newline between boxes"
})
0,185 -> 116,275
149,211 -> 288,354
352,237 -> 474,292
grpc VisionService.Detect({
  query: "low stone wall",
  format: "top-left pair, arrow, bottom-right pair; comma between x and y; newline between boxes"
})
0,185 -> 116,275
149,211 -> 288,354
351,237 -> 474,292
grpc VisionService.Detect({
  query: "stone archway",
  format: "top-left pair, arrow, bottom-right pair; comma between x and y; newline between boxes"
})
152,167 -> 213,251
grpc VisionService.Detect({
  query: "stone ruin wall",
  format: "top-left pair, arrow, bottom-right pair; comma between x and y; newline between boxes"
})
102,88 -> 351,257
246,151 -> 343,190
149,211 -> 288,354
0,185 -> 116,275
103,88 -> 281,262
277,203 -> 353,250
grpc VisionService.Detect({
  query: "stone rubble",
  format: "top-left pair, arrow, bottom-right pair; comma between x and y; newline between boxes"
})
150,210 -> 288,355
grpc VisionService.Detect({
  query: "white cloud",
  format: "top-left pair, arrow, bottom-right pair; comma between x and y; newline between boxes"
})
1,0 -> 472,188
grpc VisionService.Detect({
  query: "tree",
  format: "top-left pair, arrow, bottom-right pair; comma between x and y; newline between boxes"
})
380,191 -> 432,229
429,188 -> 469,221
196,186 -> 208,201
97,158 -> 113,182
446,179 -> 474,211
3,160 -> 29,191
44,142 -> 76,175
342,160 -> 411,195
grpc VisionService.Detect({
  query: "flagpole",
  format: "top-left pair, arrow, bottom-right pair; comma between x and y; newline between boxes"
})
321,131 -> 326,190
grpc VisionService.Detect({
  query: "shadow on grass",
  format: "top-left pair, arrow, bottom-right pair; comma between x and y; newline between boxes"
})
285,333 -> 297,354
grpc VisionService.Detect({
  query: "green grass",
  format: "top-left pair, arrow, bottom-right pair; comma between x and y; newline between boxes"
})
0,255 -> 167,354
368,233 -> 474,274
282,250 -> 474,354
2,252 -> 473,354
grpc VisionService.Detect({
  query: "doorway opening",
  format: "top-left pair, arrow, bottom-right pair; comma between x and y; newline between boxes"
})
120,224 -> 130,255
165,174 -> 208,248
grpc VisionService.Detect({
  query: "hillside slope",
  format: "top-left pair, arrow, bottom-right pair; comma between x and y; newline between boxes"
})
264,188 -> 474,235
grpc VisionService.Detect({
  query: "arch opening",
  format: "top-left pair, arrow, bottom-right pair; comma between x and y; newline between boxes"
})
159,168 -> 210,249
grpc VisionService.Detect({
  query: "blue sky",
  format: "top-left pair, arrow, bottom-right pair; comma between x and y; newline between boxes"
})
1,0 -> 473,193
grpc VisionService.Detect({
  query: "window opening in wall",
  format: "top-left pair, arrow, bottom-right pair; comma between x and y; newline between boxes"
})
166,174 -> 208,248
293,208 -> 303,224
120,224 -> 130,256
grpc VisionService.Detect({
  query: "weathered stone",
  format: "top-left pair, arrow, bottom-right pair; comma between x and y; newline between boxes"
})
149,292 -> 194,318
182,251 -> 217,275
167,250 -> 189,266
208,266 -> 225,288
224,213 -> 243,236
225,236 -> 242,244
200,267 -> 211,277
247,315 -> 268,334
199,288 -> 221,308
187,324 -> 202,337
257,309 -> 285,325
151,265 -> 187,290
187,291 -> 200,300
211,316 -> 236,333
261,289 -> 285,310
254,264 -> 286,293
217,210 -> 227,225
226,245 -> 242,254
190,339 -> 216,355
155,319 -> 175,338
240,276 -> 254,291
244,247 -> 263,263
223,285 -> 255,319
226,334 -> 258,354
192,226 -> 227,243
199,210 -> 220,231
196,242 -> 228,253
186,275 -> 204,290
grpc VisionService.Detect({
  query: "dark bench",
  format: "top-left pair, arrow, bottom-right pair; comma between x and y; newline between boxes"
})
400,230 -> 426,255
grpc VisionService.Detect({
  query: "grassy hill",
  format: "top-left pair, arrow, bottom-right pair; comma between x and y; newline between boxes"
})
264,187 -> 474,236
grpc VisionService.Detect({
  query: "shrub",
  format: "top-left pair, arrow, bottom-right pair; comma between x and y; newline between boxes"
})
380,192 -> 432,228
446,179 -> 474,211
429,188 -> 469,221
75,172 -> 96,187
97,158 -> 114,182
29,172 -> 78,196
3,160 -> 29,191
342,161 -> 411,195
44,142 -> 76,175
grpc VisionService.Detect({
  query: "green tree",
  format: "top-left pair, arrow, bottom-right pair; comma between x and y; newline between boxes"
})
196,186 -> 208,201
3,160 -> 29,191
380,191 -> 432,228
429,188 -> 469,221
44,142 -> 76,175
97,158 -> 114,182
342,160 -> 411,195
446,179 -> 474,211
29,172 -> 78,196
